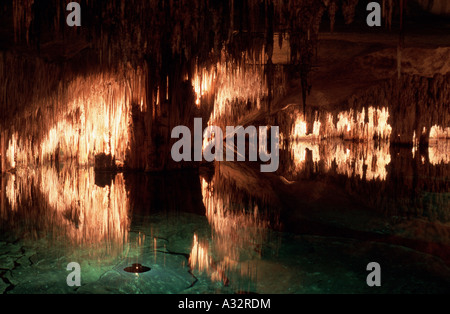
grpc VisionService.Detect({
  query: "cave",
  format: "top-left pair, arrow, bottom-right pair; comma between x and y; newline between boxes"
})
0,0 -> 449,295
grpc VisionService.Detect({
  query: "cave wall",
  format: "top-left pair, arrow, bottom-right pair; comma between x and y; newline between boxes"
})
346,73 -> 450,146
273,72 -> 449,147
1,0 -> 448,172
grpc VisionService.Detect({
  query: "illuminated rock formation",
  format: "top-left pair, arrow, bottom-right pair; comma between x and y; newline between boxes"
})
0,0 -> 448,173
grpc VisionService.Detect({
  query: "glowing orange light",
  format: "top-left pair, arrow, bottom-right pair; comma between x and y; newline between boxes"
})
4,165 -> 129,252
191,176 -> 273,285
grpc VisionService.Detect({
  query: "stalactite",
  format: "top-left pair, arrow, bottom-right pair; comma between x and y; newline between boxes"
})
341,0 -> 359,24
3,0 -> 446,171
1,50 -> 148,168
328,0 -> 337,32
381,0 -> 396,30
12,0 -> 34,43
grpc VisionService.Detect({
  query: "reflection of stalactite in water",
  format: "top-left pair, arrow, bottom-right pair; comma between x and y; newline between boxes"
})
285,140 -> 392,181
428,141 -> 450,165
383,146 -> 449,222
189,234 -> 211,273
5,173 -> 18,212
331,142 -> 391,181
191,168 -> 279,285
428,126 -> 450,165
1,165 -> 129,255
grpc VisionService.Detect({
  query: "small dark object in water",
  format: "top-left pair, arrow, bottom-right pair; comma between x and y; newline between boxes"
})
124,263 -> 151,273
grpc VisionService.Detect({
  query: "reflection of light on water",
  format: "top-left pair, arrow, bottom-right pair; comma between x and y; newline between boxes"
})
189,233 -> 211,272
202,178 -> 270,245
3,168 -> 34,213
124,232 -> 147,272
345,144 -> 391,181
289,141 -> 320,173
413,125 -> 450,165
286,106 -> 393,180
40,167 -> 129,247
5,174 -> 17,212
189,178 -> 271,284
429,140 -> 450,165
332,143 -> 391,181
4,165 -> 129,251
411,125 -> 449,164
289,141 -> 391,181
